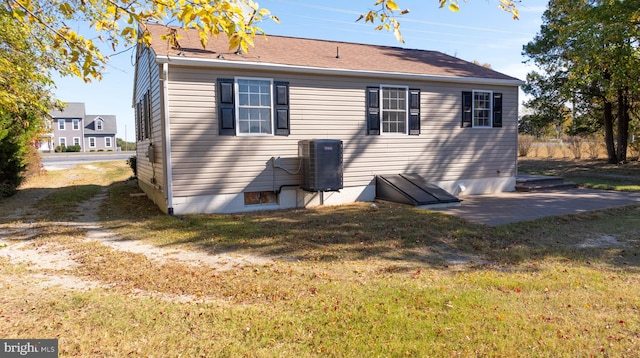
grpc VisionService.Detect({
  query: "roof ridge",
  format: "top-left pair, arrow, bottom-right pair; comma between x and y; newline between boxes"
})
146,23 -> 443,55
143,23 -> 522,82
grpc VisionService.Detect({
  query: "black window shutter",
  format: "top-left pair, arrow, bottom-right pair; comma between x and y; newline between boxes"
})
461,91 -> 472,128
408,88 -> 420,135
273,81 -> 290,136
135,102 -> 139,141
141,94 -> 146,139
217,78 -> 236,135
143,91 -> 150,139
146,89 -> 153,137
493,92 -> 503,128
366,87 -> 380,135
136,101 -> 143,141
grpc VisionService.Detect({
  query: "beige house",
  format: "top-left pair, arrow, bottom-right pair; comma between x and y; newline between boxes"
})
133,24 -> 523,215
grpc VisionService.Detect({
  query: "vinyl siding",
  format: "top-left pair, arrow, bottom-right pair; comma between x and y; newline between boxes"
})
83,135 -> 115,151
134,44 -> 165,196
164,66 -> 517,198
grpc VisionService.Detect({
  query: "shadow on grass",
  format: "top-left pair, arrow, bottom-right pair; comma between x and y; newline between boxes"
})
0,188 -> 56,223
0,184 -> 104,243
99,180 -> 640,270
0,185 -> 106,223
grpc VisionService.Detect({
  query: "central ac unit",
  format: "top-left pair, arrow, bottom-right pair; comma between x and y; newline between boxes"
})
298,139 -> 343,192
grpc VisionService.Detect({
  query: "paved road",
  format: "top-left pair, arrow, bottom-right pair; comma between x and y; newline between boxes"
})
41,151 -> 135,170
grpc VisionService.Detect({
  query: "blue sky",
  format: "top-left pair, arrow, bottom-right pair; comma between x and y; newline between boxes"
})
52,0 -> 548,143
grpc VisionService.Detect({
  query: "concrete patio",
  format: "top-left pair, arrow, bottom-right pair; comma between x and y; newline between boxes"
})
431,188 -> 640,226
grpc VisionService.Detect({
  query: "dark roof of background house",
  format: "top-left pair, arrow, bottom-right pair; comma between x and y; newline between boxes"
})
144,23 -> 520,82
50,102 -> 86,118
85,115 -> 117,135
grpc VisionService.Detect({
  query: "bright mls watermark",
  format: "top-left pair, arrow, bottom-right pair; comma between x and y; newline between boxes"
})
1,339 -> 58,357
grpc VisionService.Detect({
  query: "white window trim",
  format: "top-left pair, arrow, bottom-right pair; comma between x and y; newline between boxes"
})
379,84 -> 409,135
105,137 -> 112,147
89,137 -> 96,148
96,119 -> 104,131
59,137 -> 66,146
58,119 -> 65,130
234,76 -> 274,137
73,137 -> 81,146
72,119 -> 80,130
472,90 -> 493,129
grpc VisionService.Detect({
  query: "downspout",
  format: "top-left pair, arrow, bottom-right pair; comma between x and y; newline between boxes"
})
161,62 -> 175,215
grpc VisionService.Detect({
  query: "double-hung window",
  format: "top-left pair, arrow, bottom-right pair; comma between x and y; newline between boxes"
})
237,78 -> 273,135
72,119 -> 80,130
366,85 -> 421,135
381,86 -> 408,134
217,77 -> 290,136
473,90 -> 492,128
58,119 -> 65,130
461,90 -> 503,128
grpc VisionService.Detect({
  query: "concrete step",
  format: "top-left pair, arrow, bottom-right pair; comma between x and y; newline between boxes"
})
515,174 -> 578,192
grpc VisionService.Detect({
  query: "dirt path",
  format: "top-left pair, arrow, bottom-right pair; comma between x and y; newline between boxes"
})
0,182 -> 271,300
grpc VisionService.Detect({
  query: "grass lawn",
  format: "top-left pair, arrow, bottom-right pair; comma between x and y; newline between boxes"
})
519,157 -> 640,191
1,158 -> 639,357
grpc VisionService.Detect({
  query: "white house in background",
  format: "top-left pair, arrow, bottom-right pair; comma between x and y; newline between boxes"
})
133,24 -> 523,215
44,102 -> 117,152
37,118 -> 55,152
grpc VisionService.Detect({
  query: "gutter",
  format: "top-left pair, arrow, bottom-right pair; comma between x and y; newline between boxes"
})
155,56 -> 525,87
161,62 -> 175,215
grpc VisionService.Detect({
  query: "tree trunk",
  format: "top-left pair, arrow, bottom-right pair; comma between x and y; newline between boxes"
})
616,89 -> 630,163
603,99 -> 617,164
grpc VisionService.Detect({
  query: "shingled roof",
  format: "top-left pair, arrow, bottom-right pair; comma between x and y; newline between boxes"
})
50,102 -> 86,119
144,23 -> 521,83
85,115 -> 117,135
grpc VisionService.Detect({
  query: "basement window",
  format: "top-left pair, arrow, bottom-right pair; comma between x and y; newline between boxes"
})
244,191 -> 278,205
